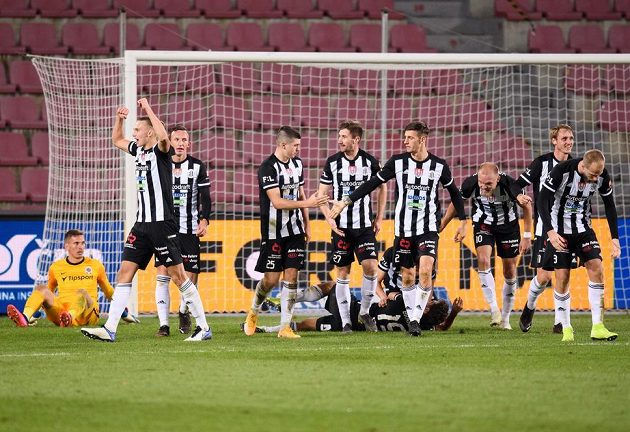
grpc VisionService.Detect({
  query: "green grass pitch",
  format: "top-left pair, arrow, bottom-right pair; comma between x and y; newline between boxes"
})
1,313 -> 629,432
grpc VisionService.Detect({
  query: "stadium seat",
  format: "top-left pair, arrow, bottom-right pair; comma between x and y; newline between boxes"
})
368,133 -> 402,160
104,23 -> 143,53
251,95 -> 293,130
62,22 -> 111,55
301,67 -> 343,94
21,167 -> 49,202
31,0 -> 78,17
219,63 -> 262,94
335,99 -> 376,129
293,96 -> 336,129
308,22 -> 353,52
232,168 -> 259,203
209,168 -> 230,204
144,23 -> 186,50
451,133 -> 486,167
615,0 -> 630,18
495,0 -> 542,20
535,0 -> 582,20
31,132 -> 49,165
575,0 -> 622,19
0,168 -> 26,201
424,69 -> 472,95
113,0 -> 160,17
608,24 -> 630,53
389,24 -> 436,53
497,134 -> 531,168
21,23 -> 68,55
388,69 -> 430,96
0,66 -> 16,94
606,65 -> 630,94
238,0 -> 283,17
164,96 -> 207,130
359,0 -> 404,19
381,98 -> 416,130
0,23 -> 25,55
261,63 -> 305,94
73,0 -> 119,17
0,132 -> 38,166
598,100 -> 630,132
319,0 -> 365,18
212,95 -> 255,129
243,131 -> 275,164
298,141 -> 326,168
460,99 -> 503,132
201,131 -> 245,168
138,65 -> 184,94
568,24 -> 615,54
180,64 -> 216,94
528,25 -> 574,53
417,97 -> 462,132
278,0 -> 324,18
0,96 -> 47,129
154,0 -> 200,17
343,69 -> 380,95
268,22 -> 314,52
9,60 -> 42,94
350,23 -> 381,53
565,65 -> 607,95
0,0 -> 36,17
196,0 -> 241,18
186,23 -> 224,51
226,22 -> 272,51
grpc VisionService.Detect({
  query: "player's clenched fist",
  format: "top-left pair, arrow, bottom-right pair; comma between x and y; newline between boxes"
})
137,98 -> 150,110
116,107 -> 128,119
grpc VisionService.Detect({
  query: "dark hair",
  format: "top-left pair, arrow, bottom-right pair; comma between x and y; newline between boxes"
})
168,124 -> 188,135
420,299 -> 449,329
137,116 -> 153,127
276,126 -> 301,143
339,121 -> 363,139
404,121 -> 430,136
64,229 -> 84,242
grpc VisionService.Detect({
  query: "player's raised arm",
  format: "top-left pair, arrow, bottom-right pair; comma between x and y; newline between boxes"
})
137,98 -> 170,153
112,106 -> 131,152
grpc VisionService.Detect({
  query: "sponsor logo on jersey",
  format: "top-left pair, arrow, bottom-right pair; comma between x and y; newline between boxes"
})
85,266 -> 92,275
271,243 -> 282,253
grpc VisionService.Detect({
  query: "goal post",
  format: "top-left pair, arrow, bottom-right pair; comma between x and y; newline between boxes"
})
32,52 -> 630,315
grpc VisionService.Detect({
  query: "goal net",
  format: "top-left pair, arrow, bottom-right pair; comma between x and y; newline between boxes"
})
32,52 -> 630,314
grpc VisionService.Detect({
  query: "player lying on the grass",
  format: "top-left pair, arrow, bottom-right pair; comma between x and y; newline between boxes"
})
6,229 -> 138,328
441,163 -> 532,329
538,149 -> 621,342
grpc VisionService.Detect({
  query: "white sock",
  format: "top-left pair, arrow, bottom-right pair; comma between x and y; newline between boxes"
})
554,290 -> 571,328
412,285 -> 431,322
526,276 -> 547,310
360,274 -> 377,315
251,279 -> 272,313
501,278 -> 518,323
178,293 -> 187,314
479,269 -> 499,313
588,281 -> 605,325
259,324 -> 282,333
401,285 -> 417,322
296,285 -> 324,302
179,279 -> 208,330
155,275 -> 171,327
335,278 -> 352,327
280,281 -> 297,327
104,282 -> 132,332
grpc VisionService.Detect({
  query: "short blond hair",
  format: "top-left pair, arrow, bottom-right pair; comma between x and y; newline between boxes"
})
549,124 -> 573,143
583,149 -> 605,167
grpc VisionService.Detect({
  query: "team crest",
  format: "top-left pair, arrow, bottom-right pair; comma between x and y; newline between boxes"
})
415,168 -> 424,177
348,166 -> 357,175
140,153 -> 146,162
578,181 -> 586,191
85,266 -> 92,275
173,168 -> 182,177
285,168 -> 293,176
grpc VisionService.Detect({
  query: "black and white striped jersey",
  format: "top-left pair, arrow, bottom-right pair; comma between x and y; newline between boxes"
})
171,156 -> 210,235
129,141 -> 174,223
376,152 -> 454,237
541,159 -> 613,235
258,154 -> 305,240
320,149 -> 380,229
518,152 -> 570,236
460,173 -> 520,226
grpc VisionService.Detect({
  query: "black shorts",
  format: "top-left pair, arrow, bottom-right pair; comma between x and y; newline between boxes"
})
473,222 -> 520,259
154,233 -> 200,274
122,220 -> 183,270
315,288 -> 363,331
393,233 -> 439,270
330,227 -> 378,267
255,235 -> 306,273
541,229 -> 602,270
531,234 -> 578,270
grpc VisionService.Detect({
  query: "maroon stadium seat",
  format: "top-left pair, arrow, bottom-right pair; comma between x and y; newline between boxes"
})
498,134 -> 531,168
73,0 -> 119,18
369,134 -> 402,160
301,67 -> 343,94
389,24 -> 436,53
575,0 -> 622,20
319,0 -> 365,18
261,63 -> 305,94
238,0 -> 283,17
104,23 -> 142,53
417,97 -> 462,132
196,0 -> 241,18
0,0 -> 36,17
359,0 -> 404,19
209,168 -> 230,203
164,95 -> 208,130
251,95 -> 293,130
244,131 -> 275,165
180,64 -> 216,94
535,0 -> 582,20
528,25 -> 575,53
233,168 -> 259,204
424,69 -> 472,95
0,168 -> 26,201
608,24 -> 630,53
605,65 -> 630,94
0,66 -> 16,94
335,99 -> 376,129
615,0 -> 630,18
154,0 -> 200,17
460,99 -> 503,132
138,65 -> 184,94
0,23 -> 26,55
31,132 -> 50,165
62,22 -> 111,55
308,22 -> 353,52
21,23 -> 68,55
350,23 -> 381,52
451,133 -> 486,167
293,96 -> 336,129
297,140 -> 326,168
21,167 -> 49,202
388,69 -> 430,96
495,0 -> 542,20
31,0 -> 78,17
0,132 -> 38,166
565,65 -> 607,95
268,22 -> 314,52
212,95 -> 255,129
381,98 -> 416,130
186,23 -> 224,51
344,69 -> 380,95
144,23 -> 186,50
0,96 -> 47,129
226,22 -> 272,51
113,0 -> 160,17
9,60 -> 42,94
568,24 -> 615,54
200,131 -> 244,168
219,63 -> 262,94
278,0 -> 323,18
598,99 -> 630,132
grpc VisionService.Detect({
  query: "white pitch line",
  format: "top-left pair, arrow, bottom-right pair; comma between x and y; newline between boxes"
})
0,352 -> 71,358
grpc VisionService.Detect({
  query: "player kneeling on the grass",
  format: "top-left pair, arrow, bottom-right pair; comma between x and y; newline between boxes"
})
538,149 -> 621,342
441,163 -> 533,329
7,229 -> 138,328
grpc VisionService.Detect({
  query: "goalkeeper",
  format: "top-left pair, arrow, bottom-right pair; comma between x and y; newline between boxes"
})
6,229 -> 138,328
